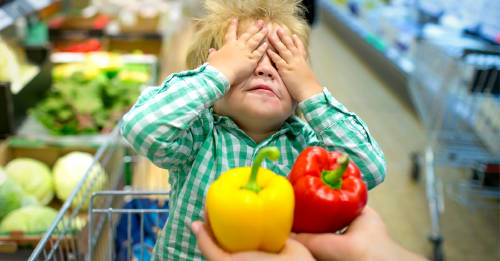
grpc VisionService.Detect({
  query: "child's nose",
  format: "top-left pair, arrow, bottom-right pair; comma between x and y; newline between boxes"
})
254,55 -> 275,79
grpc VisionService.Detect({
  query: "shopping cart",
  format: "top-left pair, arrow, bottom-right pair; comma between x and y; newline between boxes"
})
408,37 -> 500,261
27,124 -> 171,261
88,190 -> 169,261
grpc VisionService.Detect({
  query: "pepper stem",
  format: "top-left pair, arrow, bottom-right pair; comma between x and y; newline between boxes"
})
241,147 -> 280,193
322,155 -> 349,190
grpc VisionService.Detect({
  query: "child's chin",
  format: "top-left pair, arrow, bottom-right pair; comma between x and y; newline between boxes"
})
248,108 -> 288,120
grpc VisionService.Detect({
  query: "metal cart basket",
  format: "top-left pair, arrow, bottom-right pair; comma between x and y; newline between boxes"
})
408,38 -> 500,261
28,124 -> 170,261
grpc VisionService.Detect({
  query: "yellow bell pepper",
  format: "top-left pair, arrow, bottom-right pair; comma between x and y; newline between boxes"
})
206,147 -> 294,253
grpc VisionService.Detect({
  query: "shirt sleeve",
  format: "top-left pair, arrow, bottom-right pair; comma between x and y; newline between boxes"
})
298,87 -> 386,189
121,63 -> 229,170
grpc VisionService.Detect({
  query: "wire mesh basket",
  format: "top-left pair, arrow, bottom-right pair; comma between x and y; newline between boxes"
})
88,190 -> 169,261
88,155 -> 170,261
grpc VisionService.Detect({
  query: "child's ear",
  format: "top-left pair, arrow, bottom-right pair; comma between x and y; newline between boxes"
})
207,48 -> 217,60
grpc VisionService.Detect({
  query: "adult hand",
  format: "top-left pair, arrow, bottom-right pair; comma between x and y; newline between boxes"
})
292,206 -> 429,261
208,18 -> 269,85
267,27 -> 323,102
191,221 -> 315,261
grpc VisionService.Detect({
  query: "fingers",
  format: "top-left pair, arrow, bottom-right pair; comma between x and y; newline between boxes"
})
247,26 -> 268,51
292,34 -> 307,59
225,18 -> 238,43
268,31 -> 292,60
277,28 -> 296,50
191,221 -> 230,261
266,49 -> 286,68
253,42 -> 268,59
292,233 -> 345,261
239,20 -> 264,41
344,206 -> 387,235
280,239 -> 316,261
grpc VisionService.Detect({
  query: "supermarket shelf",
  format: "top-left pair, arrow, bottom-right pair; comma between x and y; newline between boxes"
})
50,52 -> 158,64
0,0 -> 55,31
0,59 -> 51,138
319,0 -> 414,108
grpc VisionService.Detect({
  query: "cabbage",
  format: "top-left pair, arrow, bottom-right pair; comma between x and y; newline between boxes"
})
0,205 -> 58,234
5,159 -> 54,205
21,195 -> 40,207
53,152 -> 107,209
0,168 -> 25,220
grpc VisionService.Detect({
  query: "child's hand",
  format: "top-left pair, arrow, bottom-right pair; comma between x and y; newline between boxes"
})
208,19 -> 269,85
267,28 -> 323,102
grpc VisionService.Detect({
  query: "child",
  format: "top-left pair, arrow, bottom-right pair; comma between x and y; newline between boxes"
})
121,0 -> 386,260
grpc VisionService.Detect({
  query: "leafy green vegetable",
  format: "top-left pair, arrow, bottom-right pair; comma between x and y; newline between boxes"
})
0,206 -> 58,234
0,205 -> 87,235
5,159 -> 54,205
31,57 -> 150,135
0,168 -> 25,220
53,152 -> 107,209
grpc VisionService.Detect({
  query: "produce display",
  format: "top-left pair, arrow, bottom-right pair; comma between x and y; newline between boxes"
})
0,151 -> 104,235
0,168 -> 32,220
0,39 -> 39,94
5,158 -> 54,205
206,147 -> 294,253
32,52 -> 151,135
0,206 -> 58,235
53,151 -> 106,209
0,205 -> 85,235
58,39 -> 102,53
288,146 -> 367,233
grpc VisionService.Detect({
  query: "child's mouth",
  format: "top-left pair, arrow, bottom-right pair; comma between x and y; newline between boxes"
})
248,85 -> 277,97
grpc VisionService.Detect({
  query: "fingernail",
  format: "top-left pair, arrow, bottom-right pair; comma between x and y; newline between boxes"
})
191,222 -> 201,235
257,20 -> 263,25
278,28 -> 283,33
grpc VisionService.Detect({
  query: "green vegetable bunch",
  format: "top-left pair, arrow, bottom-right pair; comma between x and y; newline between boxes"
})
32,62 -> 149,135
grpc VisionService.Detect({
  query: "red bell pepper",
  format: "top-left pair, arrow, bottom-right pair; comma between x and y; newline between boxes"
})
62,39 -> 101,53
288,146 -> 367,233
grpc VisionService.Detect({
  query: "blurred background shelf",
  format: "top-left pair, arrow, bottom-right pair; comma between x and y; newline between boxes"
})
0,0 -> 57,31
319,0 -> 414,108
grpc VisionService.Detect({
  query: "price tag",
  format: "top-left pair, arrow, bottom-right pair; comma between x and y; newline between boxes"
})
26,0 -> 50,10
0,9 -> 13,30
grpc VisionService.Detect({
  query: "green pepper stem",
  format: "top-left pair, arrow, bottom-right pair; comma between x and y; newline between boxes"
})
322,155 -> 349,190
241,147 -> 280,193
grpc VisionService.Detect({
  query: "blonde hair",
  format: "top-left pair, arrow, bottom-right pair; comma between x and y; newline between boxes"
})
186,0 -> 310,69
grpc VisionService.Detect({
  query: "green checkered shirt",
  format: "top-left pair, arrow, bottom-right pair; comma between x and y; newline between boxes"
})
121,63 -> 386,261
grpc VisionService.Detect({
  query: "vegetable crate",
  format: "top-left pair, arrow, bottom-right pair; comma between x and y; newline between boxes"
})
28,124 -> 170,261
15,52 -> 158,147
0,138 -> 97,260
408,38 -> 500,261
25,125 -> 126,261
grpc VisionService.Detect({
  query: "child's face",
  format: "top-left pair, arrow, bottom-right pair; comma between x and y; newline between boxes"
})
213,22 -> 296,129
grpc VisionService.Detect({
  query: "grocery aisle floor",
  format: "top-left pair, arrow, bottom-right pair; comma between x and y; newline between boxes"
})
310,18 -> 499,261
